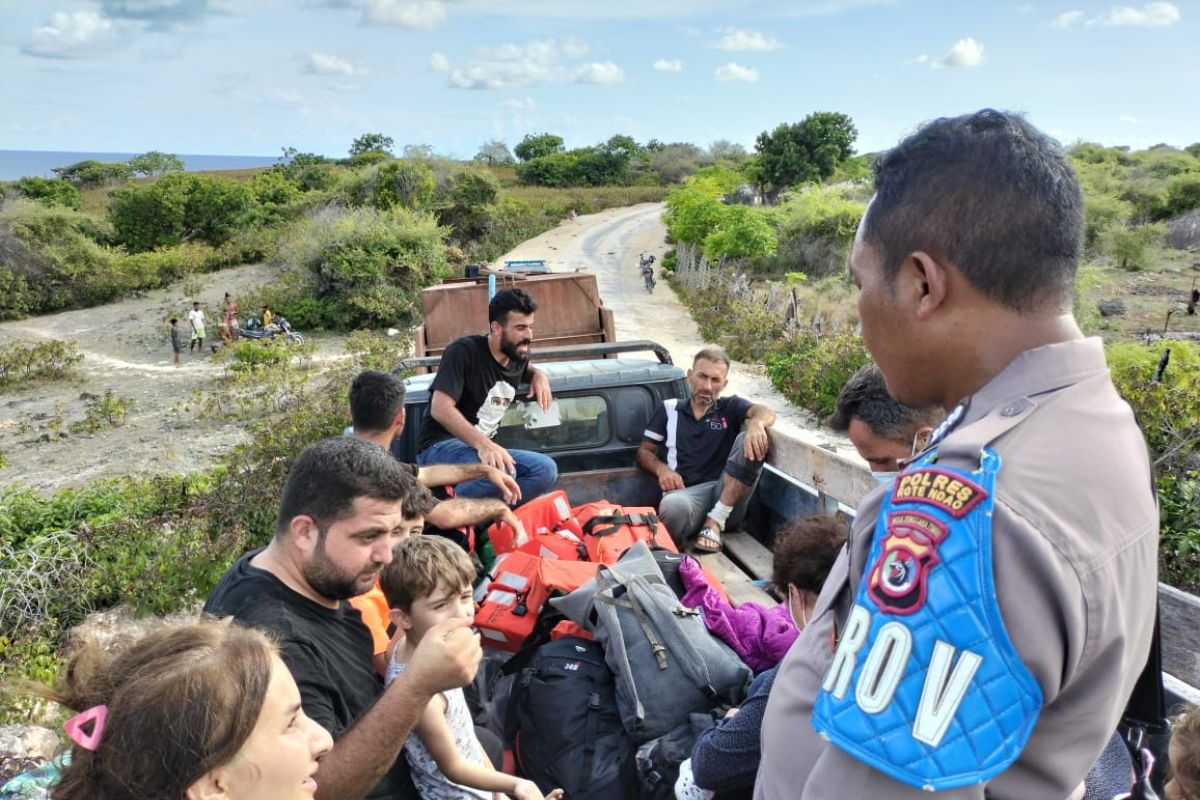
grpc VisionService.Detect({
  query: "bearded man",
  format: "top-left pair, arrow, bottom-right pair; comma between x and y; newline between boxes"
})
636,346 -> 775,552
205,436 -> 482,800
415,287 -> 558,504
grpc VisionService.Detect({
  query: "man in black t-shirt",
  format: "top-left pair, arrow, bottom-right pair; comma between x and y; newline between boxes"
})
347,370 -> 529,542
636,347 -> 776,552
415,288 -> 558,506
205,436 -> 482,800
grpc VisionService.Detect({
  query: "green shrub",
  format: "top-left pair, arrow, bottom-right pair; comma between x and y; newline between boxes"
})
109,173 -> 255,251
703,205 -> 776,261
1082,193 -> 1134,252
71,391 -> 136,435
770,185 -> 865,278
0,339 -> 83,388
1107,225 -> 1159,271
1164,173 -> 1200,218
1107,341 -> 1200,590
765,331 -> 870,418
663,184 -> 725,245
11,177 -> 81,209
273,205 -> 450,329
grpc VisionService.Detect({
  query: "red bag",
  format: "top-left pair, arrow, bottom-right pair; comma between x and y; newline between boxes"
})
573,502 -> 677,564
488,491 -> 585,558
474,552 -> 548,652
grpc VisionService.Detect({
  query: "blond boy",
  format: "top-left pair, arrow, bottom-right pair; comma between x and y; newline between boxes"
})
380,536 -> 562,800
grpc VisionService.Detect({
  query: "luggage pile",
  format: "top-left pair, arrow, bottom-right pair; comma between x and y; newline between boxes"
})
475,491 -> 753,799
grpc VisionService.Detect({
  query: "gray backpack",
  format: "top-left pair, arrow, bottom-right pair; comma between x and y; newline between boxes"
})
550,542 -> 752,742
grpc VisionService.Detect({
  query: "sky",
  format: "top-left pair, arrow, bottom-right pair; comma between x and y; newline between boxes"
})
1,0 -> 1196,159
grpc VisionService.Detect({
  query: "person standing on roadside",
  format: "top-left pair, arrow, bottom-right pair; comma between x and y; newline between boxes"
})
169,317 -> 183,366
188,300 -> 206,353
755,109 -> 1158,799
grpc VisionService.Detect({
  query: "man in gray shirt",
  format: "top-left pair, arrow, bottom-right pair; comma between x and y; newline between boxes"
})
755,110 -> 1158,798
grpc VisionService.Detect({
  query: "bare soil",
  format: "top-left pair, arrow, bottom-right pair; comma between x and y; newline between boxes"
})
0,263 -> 344,492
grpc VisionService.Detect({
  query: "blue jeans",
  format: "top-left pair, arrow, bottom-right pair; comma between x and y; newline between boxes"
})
417,437 -> 558,506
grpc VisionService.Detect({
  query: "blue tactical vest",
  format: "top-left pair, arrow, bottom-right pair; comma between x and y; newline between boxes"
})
811,447 -> 1043,792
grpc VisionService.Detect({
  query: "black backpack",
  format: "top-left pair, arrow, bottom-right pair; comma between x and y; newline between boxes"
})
506,636 -> 638,799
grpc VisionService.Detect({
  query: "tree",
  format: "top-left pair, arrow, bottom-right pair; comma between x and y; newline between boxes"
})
703,205 -> 777,261
401,144 -> 435,160
515,152 -> 579,187
371,161 -> 434,211
109,173 -> 253,251
349,133 -> 394,158
709,139 -> 748,163
438,168 -> 501,242
649,143 -> 709,184
514,133 -> 565,162
663,184 -> 725,245
52,160 -> 134,187
128,151 -> 185,177
12,177 -> 81,209
475,140 -> 515,165
752,112 -> 857,200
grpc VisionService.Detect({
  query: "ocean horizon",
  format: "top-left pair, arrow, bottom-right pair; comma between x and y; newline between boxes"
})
0,149 -> 283,181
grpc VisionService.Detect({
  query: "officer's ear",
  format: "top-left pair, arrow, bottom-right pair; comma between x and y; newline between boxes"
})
909,251 -> 950,320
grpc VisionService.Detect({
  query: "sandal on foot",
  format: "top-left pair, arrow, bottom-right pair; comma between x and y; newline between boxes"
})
694,526 -> 723,554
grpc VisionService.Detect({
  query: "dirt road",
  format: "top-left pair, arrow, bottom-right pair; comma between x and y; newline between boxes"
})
499,203 -> 857,458
1,203 -> 856,493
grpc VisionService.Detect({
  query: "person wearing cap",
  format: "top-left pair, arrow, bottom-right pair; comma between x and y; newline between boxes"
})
755,110 -> 1157,798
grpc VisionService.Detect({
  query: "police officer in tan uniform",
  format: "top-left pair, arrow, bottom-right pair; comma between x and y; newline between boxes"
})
755,110 -> 1158,799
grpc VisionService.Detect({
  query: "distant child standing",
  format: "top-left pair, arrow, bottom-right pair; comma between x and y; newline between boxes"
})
222,292 -> 238,343
187,301 -> 206,353
380,536 -> 563,800
169,317 -> 183,365
261,304 -> 273,329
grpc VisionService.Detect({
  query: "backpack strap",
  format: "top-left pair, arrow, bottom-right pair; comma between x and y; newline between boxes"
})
596,569 -> 670,670
583,512 -> 660,539
499,606 -> 566,676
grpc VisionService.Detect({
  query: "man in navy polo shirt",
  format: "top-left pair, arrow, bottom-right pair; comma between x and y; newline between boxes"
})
636,347 -> 776,552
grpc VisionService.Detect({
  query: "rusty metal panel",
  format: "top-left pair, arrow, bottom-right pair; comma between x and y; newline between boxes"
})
420,273 -> 607,351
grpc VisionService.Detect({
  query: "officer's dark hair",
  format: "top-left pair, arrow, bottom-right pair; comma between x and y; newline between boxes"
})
772,516 -> 847,594
864,109 -> 1083,312
275,437 -> 415,539
488,288 -> 537,326
827,363 -> 944,444
348,370 -> 406,433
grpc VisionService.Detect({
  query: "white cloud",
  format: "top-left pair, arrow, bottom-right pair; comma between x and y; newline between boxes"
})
429,52 -> 449,71
21,10 -> 134,59
445,37 -> 601,90
1051,10 -> 1084,27
501,96 -> 536,110
571,61 -> 625,84
714,28 -> 784,52
1120,115 -> 1140,124
303,52 -> 367,77
653,58 -> 682,72
1087,2 -> 1179,27
93,0 -> 220,30
362,0 -> 447,28
905,53 -> 930,65
715,62 -> 759,82
934,37 -> 984,68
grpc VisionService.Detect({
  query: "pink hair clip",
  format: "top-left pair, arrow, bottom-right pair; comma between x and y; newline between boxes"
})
63,704 -> 107,751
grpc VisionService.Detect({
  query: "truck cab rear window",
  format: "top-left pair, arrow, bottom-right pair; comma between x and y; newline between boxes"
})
495,395 -> 610,452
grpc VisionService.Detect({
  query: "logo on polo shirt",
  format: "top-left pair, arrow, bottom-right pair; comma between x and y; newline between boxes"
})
707,416 -> 728,431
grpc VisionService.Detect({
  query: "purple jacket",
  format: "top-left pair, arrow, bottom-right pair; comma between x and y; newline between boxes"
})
678,556 -> 797,672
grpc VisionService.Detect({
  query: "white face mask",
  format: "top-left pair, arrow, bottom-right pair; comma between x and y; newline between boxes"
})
788,585 -> 811,630
873,470 -> 899,486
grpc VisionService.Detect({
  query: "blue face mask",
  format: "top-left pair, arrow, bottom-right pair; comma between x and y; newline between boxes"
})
873,470 -> 899,486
